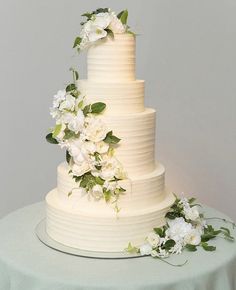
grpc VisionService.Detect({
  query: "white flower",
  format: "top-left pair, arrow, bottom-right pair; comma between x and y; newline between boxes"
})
104,180 -> 117,192
108,14 -> 125,33
58,112 -> 75,124
68,110 -> 85,133
59,94 -> 76,111
99,157 -> 118,180
147,232 -> 161,247
96,141 -> 109,154
150,250 -> 158,257
72,161 -> 90,177
166,217 -> 193,242
140,243 -> 152,256
93,12 -> 111,29
84,116 -> 108,143
155,248 -> 169,258
52,90 -> 66,108
169,241 -> 184,254
83,141 -> 96,154
184,229 -> 201,246
184,206 -> 200,221
90,184 -> 103,200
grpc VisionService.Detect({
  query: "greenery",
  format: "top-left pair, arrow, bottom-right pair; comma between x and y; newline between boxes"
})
104,131 -> 121,144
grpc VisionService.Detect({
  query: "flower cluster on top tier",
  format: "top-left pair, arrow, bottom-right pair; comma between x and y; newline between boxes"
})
46,69 -> 126,210
126,195 -> 235,260
73,8 -> 132,51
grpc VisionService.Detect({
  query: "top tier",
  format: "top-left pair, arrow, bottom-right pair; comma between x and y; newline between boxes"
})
87,33 -> 135,82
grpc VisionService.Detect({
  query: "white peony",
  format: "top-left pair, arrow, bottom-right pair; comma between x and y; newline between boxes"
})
96,141 -> 109,154
184,229 -> 201,246
68,110 -> 85,133
184,206 -> 200,221
84,116 -> 108,143
147,232 -> 161,247
91,184 -> 104,200
108,14 -> 125,33
166,217 -> 193,242
72,161 -> 90,177
59,94 -> 76,111
140,243 -> 152,256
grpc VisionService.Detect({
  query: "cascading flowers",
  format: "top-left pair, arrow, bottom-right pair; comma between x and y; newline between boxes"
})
126,195 -> 235,264
46,69 -> 126,211
73,8 -> 133,52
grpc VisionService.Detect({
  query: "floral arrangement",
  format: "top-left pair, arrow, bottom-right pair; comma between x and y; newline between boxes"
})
73,8 -> 133,52
46,69 -> 126,211
126,195 -> 235,264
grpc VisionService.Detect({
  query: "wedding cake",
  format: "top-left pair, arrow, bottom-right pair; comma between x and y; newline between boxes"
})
45,8 -> 175,253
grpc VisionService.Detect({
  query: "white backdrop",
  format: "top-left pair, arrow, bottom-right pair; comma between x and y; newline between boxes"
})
0,0 -> 235,220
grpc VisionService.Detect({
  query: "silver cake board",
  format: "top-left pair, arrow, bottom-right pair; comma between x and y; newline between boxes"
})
35,219 -> 142,259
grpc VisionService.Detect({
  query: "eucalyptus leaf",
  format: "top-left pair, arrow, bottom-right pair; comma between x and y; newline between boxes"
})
46,133 -> 58,144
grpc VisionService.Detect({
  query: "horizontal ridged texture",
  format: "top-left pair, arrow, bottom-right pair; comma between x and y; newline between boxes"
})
57,162 -> 166,210
100,108 -> 156,176
77,80 -> 145,115
87,33 -> 135,82
46,190 -> 175,252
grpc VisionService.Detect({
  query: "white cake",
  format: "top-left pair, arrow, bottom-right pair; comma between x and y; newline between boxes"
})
46,33 -> 175,252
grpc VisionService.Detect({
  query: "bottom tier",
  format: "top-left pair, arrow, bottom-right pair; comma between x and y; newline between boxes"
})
46,190 -> 175,252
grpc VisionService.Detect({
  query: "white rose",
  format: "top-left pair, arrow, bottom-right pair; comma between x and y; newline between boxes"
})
84,116 -> 108,143
166,217 -> 193,242
108,15 -> 125,33
91,184 -> 103,200
68,110 -> 85,133
59,94 -> 76,111
147,232 -> 161,247
96,141 -> 109,154
184,206 -> 200,221
72,162 -> 90,177
140,243 -> 152,256
184,229 -> 201,246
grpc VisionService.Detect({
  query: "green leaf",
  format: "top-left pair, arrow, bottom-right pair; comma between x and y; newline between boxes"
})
72,175 -> 82,183
64,129 -> 79,140
93,8 -> 109,14
91,102 -> 106,114
66,150 -> 72,164
46,133 -> 58,144
104,131 -> 121,144
52,124 -> 62,138
163,239 -> 176,250
153,227 -> 165,237
77,100 -> 84,109
82,12 -> 92,19
185,244 -> 197,252
118,187 -> 126,193
188,197 -> 196,204
125,242 -> 139,254
83,104 -> 91,116
103,190 -> 112,202
220,227 -> 235,241
65,83 -> 76,92
95,176 -> 105,186
201,242 -> 216,251
70,67 -> 79,81
73,36 -> 82,48
117,9 -> 128,25
68,191 -> 72,197
201,233 -> 216,242
106,28 -> 114,40
165,211 -> 179,220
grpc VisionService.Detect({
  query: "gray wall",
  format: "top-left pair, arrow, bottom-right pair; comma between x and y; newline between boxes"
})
0,0 -> 235,220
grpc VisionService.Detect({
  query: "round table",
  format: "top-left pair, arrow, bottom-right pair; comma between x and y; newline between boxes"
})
0,202 -> 235,290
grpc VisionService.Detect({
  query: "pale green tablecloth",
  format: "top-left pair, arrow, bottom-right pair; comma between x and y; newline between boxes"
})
0,202 -> 235,290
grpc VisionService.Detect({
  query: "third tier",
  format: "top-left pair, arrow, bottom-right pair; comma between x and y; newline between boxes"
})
100,108 -> 156,176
